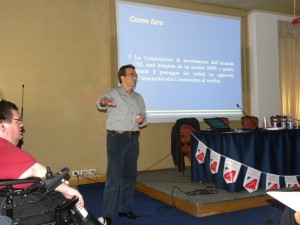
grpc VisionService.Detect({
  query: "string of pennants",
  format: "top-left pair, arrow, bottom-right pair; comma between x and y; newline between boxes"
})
193,135 -> 300,193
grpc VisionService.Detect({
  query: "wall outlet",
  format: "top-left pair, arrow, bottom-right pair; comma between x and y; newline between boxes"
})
72,170 -> 79,177
80,170 -> 88,176
88,169 -> 96,174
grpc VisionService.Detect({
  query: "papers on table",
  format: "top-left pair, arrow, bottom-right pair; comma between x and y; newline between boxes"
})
267,191 -> 300,211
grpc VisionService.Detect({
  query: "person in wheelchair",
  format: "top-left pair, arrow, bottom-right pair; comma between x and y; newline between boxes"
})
0,99 -> 105,225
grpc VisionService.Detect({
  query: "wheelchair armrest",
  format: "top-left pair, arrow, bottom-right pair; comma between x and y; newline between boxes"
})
0,177 -> 41,186
0,177 -> 43,197
0,167 -> 69,197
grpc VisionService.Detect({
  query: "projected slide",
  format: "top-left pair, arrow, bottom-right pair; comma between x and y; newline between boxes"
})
116,0 -> 243,122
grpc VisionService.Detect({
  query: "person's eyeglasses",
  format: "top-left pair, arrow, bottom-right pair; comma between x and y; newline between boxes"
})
9,118 -> 23,124
126,73 -> 138,78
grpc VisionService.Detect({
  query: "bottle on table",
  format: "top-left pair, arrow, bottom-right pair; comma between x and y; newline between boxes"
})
287,114 -> 293,129
272,115 -> 278,128
281,116 -> 287,129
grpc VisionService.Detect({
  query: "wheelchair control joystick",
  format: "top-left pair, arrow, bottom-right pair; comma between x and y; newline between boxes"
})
46,166 -> 54,179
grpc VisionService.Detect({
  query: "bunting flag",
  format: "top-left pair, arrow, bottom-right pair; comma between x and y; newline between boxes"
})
209,150 -> 221,174
266,173 -> 280,190
193,138 -> 300,192
195,141 -> 207,164
284,176 -> 299,188
223,158 -> 241,183
243,167 -> 261,193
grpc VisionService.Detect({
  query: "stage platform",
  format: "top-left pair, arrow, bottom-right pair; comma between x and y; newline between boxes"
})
136,167 -> 279,217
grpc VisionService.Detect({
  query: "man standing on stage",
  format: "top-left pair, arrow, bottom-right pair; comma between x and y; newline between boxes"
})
96,64 -> 147,225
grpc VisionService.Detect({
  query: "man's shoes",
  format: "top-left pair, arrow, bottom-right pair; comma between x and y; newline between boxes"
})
118,211 -> 141,220
264,219 -> 275,225
98,216 -> 112,225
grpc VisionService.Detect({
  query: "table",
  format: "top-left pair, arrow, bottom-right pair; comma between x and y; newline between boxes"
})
191,129 -> 300,192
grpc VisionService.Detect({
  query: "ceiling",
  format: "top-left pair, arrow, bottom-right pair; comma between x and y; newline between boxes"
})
183,0 -> 300,16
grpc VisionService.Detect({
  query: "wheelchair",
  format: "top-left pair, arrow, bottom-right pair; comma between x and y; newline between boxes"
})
0,167 -> 103,225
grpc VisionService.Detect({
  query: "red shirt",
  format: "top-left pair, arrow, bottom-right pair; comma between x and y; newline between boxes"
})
0,137 -> 37,188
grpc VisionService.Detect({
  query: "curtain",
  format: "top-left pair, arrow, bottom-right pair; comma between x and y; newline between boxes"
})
278,21 -> 300,123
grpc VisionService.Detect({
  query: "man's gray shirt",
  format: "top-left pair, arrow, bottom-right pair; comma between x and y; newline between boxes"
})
97,86 -> 147,131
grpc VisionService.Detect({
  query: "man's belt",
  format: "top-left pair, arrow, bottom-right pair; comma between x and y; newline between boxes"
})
107,130 -> 140,136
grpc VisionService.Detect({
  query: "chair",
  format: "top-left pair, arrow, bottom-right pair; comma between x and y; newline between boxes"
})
0,167 -> 102,225
241,116 -> 259,129
215,117 -> 230,126
180,124 -> 196,175
171,117 -> 200,174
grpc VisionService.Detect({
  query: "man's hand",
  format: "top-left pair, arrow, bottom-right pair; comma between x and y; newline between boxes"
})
57,183 -> 84,207
100,98 -> 117,107
136,114 -> 144,124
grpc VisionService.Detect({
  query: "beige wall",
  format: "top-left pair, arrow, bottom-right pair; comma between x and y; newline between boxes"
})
0,0 -> 247,178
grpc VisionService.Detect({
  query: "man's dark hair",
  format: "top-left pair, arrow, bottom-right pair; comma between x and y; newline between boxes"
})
118,64 -> 135,83
0,99 -> 18,123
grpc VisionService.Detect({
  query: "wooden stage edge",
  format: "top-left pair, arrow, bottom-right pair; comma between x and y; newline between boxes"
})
69,175 -> 279,218
135,182 -> 279,217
